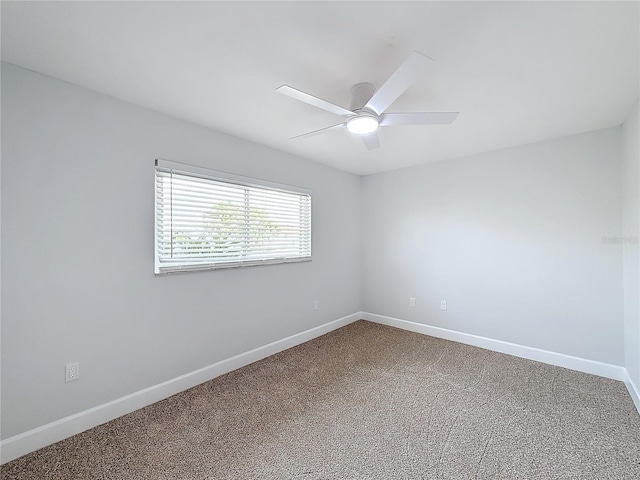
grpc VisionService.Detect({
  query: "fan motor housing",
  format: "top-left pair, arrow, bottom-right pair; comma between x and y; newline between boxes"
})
350,82 -> 376,112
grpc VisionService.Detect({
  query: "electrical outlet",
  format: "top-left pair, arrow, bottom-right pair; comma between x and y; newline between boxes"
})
409,297 -> 416,307
314,300 -> 319,311
65,363 -> 80,382
441,300 -> 447,311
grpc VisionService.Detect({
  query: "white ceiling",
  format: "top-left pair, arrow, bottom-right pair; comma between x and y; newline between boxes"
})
2,1 -> 638,175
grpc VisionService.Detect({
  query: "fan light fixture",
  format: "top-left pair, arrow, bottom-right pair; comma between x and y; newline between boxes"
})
347,114 -> 379,135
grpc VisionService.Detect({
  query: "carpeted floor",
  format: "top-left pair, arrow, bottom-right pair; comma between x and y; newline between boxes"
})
2,320 -> 639,479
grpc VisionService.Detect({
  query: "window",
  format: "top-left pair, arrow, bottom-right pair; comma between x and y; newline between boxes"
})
155,159 -> 311,274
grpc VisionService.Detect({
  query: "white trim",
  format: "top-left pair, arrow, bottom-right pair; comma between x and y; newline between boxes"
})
625,373 -> 640,414
3,312 -> 635,464
155,158 -> 312,195
0,312 -> 361,465
361,312 -> 626,381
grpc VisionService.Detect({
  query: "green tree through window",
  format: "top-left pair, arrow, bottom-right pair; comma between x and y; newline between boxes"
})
171,201 -> 281,259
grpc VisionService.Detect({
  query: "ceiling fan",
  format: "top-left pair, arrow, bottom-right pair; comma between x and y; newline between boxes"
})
276,51 -> 458,150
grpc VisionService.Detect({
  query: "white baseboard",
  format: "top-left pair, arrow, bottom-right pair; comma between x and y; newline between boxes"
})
361,312 -> 627,382
2,311 -> 634,464
0,312 -> 361,465
625,374 -> 640,415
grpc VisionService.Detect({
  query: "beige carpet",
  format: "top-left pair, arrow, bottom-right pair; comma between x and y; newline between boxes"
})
2,320 -> 639,479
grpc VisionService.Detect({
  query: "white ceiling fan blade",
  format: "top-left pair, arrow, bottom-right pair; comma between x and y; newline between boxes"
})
379,112 -> 458,126
361,132 -> 380,150
276,85 -> 354,117
364,51 -> 434,116
290,122 -> 346,140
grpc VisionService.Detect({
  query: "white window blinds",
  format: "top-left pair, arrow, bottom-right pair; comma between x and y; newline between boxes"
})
155,159 -> 311,274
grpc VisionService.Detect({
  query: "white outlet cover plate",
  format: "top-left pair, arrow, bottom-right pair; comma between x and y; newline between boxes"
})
441,301 -> 447,311
65,363 -> 80,382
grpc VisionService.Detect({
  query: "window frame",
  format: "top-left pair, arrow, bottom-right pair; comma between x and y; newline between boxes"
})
154,158 -> 312,274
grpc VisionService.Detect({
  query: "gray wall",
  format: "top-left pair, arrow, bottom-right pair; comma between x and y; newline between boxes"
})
623,101 -> 640,387
361,128 -> 624,365
1,64 -> 362,439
